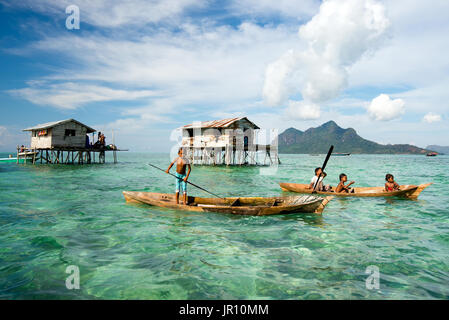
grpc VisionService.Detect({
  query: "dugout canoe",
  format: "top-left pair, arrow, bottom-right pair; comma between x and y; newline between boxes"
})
279,182 -> 432,199
123,191 -> 333,215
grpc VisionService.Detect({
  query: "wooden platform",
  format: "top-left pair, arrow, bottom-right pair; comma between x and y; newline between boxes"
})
16,147 -> 128,165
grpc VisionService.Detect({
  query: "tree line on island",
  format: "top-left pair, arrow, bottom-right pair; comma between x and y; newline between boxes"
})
278,121 -> 441,154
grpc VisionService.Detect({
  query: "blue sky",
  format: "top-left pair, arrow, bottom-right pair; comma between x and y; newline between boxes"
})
0,0 -> 448,152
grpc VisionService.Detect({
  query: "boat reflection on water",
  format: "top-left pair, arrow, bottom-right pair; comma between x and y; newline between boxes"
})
280,213 -> 326,227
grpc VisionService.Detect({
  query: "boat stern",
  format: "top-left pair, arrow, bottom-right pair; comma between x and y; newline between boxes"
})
314,196 -> 333,214
406,183 -> 433,199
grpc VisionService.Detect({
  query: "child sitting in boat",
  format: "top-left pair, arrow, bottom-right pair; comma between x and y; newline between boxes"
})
385,174 -> 400,192
321,172 -> 333,191
308,168 -> 331,191
335,173 -> 355,193
166,147 -> 191,205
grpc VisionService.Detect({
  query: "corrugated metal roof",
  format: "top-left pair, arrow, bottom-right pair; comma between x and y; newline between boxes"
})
182,117 -> 259,129
23,119 -> 96,133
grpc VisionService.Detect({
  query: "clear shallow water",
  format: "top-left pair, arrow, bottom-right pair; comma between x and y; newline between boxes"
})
0,152 -> 448,299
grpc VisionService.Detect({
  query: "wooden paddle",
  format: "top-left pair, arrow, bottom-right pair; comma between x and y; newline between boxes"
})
148,163 -> 225,199
312,145 -> 334,193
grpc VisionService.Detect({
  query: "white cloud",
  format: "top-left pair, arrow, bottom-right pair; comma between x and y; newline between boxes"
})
5,21 -> 302,151
4,0 -> 449,151
10,22 -> 298,113
9,82 -> 158,110
423,113 -> 442,124
348,0 -> 449,116
263,0 -> 390,106
262,49 -> 298,106
285,100 -> 320,120
3,0 -> 202,27
367,94 -> 405,121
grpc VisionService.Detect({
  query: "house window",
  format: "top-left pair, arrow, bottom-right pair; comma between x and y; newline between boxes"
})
36,129 -> 47,137
65,129 -> 76,136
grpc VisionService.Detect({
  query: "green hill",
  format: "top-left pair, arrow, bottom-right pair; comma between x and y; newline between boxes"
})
278,121 -> 433,154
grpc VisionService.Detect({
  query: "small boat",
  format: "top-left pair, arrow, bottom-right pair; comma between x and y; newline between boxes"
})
1,150 -> 40,164
332,153 -> 351,156
279,182 -> 432,199
0,157 -> 16,163
123,191 -> 333,215
0,157 -> 33,163
426,152 -> 438,157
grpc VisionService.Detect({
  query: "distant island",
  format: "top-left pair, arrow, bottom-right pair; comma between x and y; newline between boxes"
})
278,121 -> 435,154
426,145 -> 448,155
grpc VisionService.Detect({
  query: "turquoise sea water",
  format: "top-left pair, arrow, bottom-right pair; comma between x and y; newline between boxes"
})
0,152 -> 448,299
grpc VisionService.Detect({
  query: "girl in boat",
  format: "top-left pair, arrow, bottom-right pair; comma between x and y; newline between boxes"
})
335,173 -> 355,193
166,148 -> 191,205
385,174 -> 400,192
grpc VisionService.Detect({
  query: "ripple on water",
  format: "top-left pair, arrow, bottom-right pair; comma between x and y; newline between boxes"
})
0,153 -> 448,299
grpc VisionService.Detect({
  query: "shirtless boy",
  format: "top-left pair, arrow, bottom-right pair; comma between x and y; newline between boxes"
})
166,148 -> 191,205
335,173 -> 355,193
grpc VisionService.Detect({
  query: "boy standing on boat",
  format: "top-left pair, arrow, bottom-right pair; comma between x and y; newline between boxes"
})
166,148 -> 191,205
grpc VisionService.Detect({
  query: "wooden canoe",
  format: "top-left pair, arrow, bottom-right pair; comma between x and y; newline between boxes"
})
279,182 -> 432,199
123,191 -> 333,215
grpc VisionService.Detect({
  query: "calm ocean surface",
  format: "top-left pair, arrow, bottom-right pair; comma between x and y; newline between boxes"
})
0,152 -> 448,299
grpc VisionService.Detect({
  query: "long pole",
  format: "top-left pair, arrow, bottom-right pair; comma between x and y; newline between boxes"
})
148,163 -> 224,199
312,145 -> 334,193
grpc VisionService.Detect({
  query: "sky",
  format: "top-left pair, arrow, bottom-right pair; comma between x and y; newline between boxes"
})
0,0 -> 448,152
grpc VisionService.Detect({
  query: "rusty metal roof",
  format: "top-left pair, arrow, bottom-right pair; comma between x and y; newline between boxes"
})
182,117 -> 260,129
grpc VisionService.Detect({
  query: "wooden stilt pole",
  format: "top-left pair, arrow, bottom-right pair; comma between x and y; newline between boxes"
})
112,129 -> 117,164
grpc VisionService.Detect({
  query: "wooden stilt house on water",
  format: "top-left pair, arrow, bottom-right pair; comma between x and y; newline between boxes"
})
180,117 -> 280,166
20,119 -> 125,164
